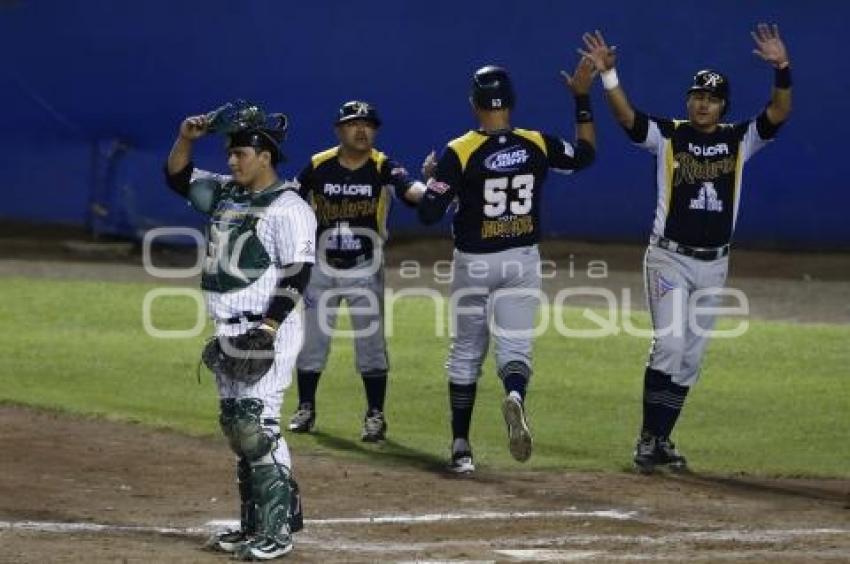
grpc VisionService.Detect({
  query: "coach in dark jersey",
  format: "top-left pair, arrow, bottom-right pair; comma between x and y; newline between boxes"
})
580,25 -> 792,473
288,101 -> 425,443
419,61 -> 596,473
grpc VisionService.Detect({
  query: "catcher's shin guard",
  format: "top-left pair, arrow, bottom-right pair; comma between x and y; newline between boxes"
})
238,458 -> 257,535
238,463 -> 294,559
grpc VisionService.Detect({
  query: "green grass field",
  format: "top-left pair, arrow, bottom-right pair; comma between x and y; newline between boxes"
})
1,276 -> 847,477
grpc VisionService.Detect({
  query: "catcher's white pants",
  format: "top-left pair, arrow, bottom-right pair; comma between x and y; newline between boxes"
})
214,315 -> 303,469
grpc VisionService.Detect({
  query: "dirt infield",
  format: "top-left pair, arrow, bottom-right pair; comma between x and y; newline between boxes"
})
1,406 -> 848,563
1,232 -> 849,561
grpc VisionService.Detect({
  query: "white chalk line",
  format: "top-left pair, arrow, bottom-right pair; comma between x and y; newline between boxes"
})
2,514 -> 847,551
207,507 -> 636,528
0,508 -> 635,538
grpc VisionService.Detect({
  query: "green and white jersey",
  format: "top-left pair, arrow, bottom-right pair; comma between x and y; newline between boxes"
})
188,169 -> 316,324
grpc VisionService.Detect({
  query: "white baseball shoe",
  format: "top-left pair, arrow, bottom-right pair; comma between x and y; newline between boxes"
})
502,393 -> 533,462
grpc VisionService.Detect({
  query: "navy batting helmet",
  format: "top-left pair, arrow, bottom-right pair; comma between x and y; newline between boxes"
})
335,100 -> 381,127
687,69 -> 730,115
471,65 -> 515,110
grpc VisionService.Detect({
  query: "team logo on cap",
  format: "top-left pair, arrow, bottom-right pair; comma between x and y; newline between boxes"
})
702,72 -> 724,87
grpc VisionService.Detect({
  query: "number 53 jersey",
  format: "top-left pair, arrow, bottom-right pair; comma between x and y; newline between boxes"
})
428,128 -> 593,253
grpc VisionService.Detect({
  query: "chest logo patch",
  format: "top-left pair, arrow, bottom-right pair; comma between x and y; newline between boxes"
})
484,145 -> 529,172
689,181 -> 724,212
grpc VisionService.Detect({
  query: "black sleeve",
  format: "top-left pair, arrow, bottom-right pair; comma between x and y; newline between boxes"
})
755,108 -> 783,140
264,262 -> 312,325
543,134 -> 595,172
381,157 -> 418,208
164,161 -> 193,198
624,110 -> 675,143
296,163 -> 314,200
417,148 -> 460,225
624,111 -> 650,143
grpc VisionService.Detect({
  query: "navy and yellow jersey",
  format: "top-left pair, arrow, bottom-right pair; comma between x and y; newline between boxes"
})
418,128 -> 594,253
298,146 -> 416,263
627,110 -> 781,248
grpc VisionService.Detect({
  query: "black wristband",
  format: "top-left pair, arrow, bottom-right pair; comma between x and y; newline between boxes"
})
774,66 -> 792,89
574,94 -> 593,123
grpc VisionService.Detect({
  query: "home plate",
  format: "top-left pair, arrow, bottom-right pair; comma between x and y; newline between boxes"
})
495,549 -> 603,561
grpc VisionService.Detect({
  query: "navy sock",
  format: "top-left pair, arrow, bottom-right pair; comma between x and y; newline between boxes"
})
642,367 -> 689,437
362,370 -> 387,412
296,370 -> 321,407
502,374 -> 527,400
658,379 -> 689,438
499,361 -> 530,401
449,382 -> 477,441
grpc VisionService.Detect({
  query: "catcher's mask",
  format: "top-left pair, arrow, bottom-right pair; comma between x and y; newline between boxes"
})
206,100 -> 289,164
335,100 -> 381,128
687,69 -> 730,116
471,65 -> 515,110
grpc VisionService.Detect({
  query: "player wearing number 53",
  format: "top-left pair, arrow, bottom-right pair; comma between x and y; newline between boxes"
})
418,61 -> 596,473
287,101 -> 426,442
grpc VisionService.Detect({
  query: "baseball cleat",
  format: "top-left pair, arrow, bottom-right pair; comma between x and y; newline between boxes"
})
204,529 -> 250,553
361,409 -> 387,442
502,394 -> 533,462
633,433 -> 688,474
655,436 -> 688,472
633,433 -> 658,474
235,533 -> 293,560
287,403 -> 315,433
449,450 -> 475,474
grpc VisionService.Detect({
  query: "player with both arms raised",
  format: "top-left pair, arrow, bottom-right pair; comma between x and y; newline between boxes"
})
579,25 -> 792,473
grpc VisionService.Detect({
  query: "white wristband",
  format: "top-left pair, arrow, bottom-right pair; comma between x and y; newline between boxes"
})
601,68 -> 619,91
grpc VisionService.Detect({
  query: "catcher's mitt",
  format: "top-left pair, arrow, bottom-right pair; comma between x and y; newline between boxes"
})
202,328 -> 276,384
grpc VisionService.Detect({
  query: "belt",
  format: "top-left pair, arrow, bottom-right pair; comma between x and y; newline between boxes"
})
324,253 -> 372,269
655,236 -> 729,261
222,312 -> 263,325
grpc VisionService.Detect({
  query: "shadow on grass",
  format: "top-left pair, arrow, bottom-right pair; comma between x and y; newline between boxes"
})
310,431 -> 448,475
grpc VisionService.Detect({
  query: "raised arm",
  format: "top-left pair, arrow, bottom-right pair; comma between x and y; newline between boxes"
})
167,114 -> 209,175
751,23 -> 792,125
579,30 -> 636,130
561,56 -> 597,150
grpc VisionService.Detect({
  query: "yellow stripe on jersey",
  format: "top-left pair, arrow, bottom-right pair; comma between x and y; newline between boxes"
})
376,184 -> 390,240
447,131 -> 488,172
664,139 -> 675,213
513,128 -> 547,156
371,148 -> 388,172
663,121 -> 683,213
311,146 -> 339,169
732,140 -> 746,228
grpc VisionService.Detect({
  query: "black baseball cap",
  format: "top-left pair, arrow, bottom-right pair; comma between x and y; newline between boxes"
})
335,101 -> 381,127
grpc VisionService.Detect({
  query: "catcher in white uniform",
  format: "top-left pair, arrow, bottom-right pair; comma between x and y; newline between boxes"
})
165,101 -> 316,560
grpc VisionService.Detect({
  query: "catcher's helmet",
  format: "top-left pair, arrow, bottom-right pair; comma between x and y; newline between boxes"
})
687,69 -> 730,115
471,65 -> 515,110
208,100 -> 288,164
335,100 -> 381,127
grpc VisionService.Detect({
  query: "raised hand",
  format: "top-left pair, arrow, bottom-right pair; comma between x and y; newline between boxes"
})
751,23 -> 789,69
561,56 -> 597,96
578,30 -> 617,72
421,150 -> 437,180
179,115 -> 209,141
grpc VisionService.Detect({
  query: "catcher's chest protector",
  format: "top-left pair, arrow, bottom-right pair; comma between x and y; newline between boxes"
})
202,186 -> 283,293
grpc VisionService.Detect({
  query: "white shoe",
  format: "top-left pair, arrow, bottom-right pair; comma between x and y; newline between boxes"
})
204,529 -> 250,553
449,450 -> 475,474
235,533 -> 293,560
502,394 -> 533,462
